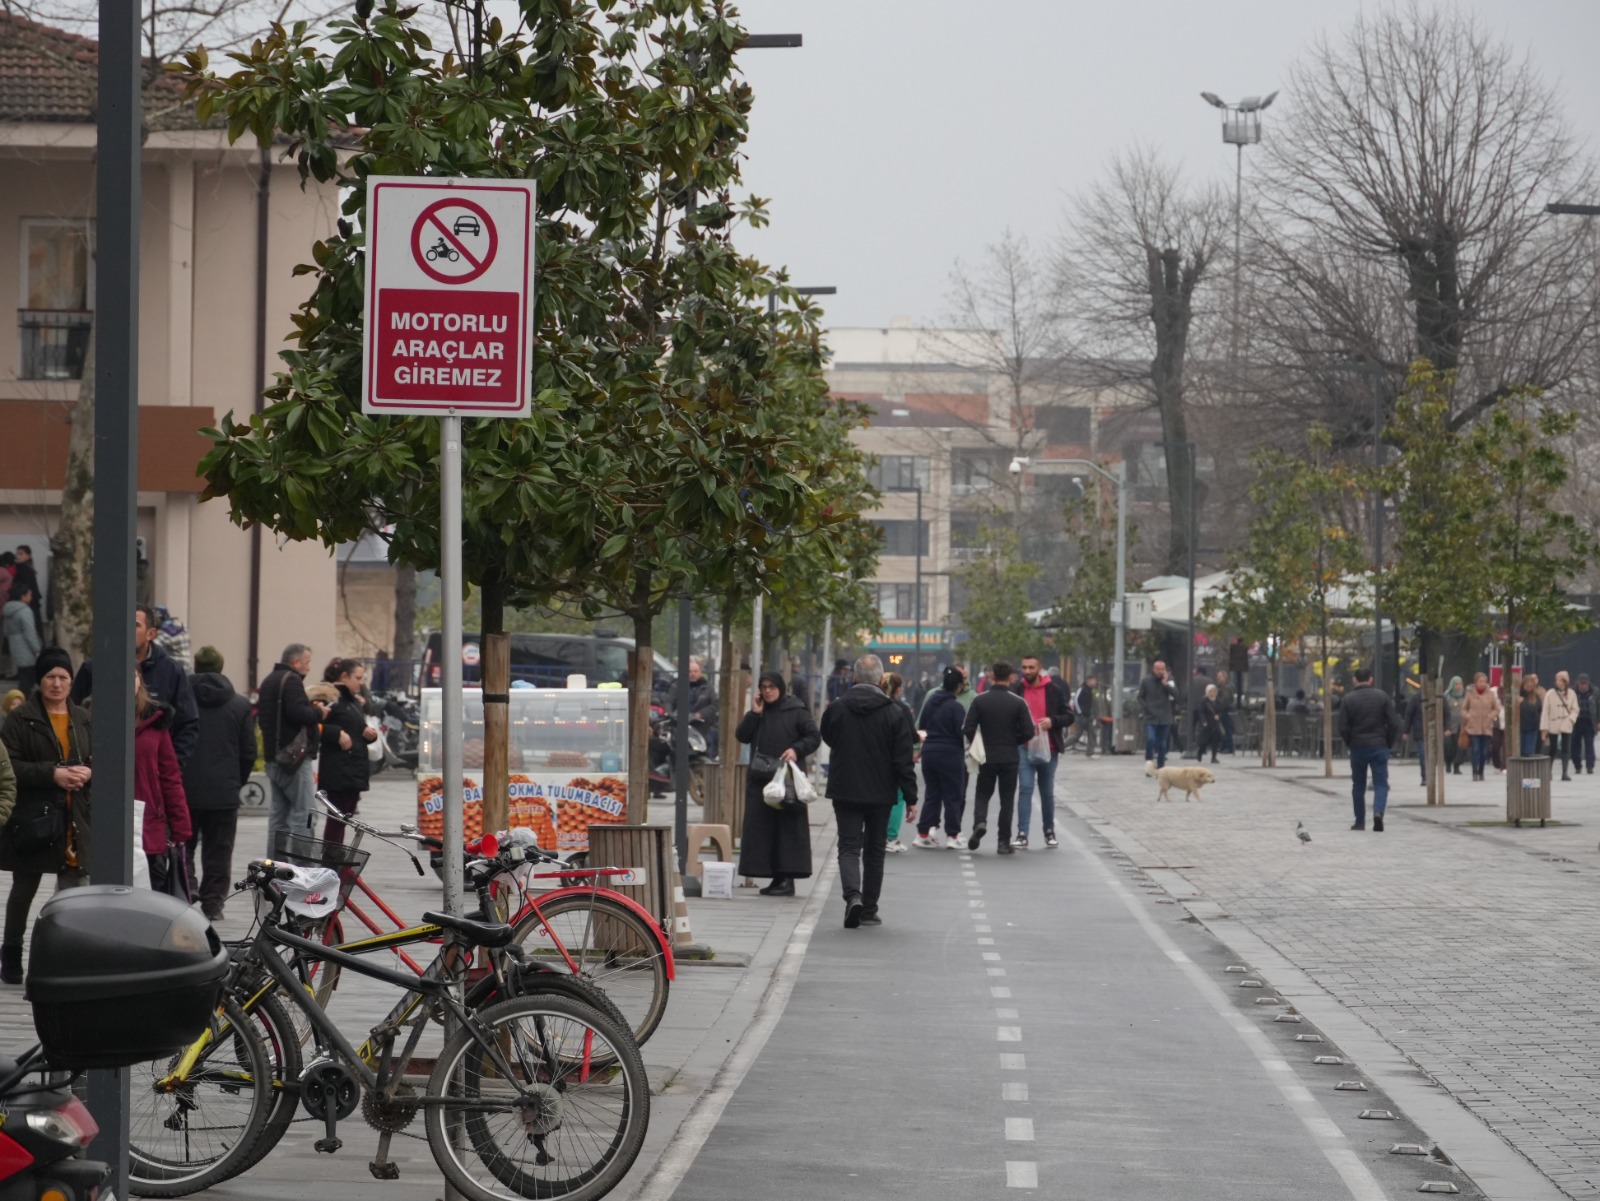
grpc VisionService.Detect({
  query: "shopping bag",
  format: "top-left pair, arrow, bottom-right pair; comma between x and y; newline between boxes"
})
762,771 -> 789,810
786,761 -> 817,804
967,727 -> 987,767
1027,728 -> 1052,766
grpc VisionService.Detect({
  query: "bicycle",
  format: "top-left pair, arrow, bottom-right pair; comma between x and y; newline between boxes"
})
135,858 -> 648,1201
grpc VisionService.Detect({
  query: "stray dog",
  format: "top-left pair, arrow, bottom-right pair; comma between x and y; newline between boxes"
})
1145,761 -> 1216,802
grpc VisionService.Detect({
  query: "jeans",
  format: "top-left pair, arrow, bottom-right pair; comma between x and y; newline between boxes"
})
1470,734 -> 1491,776
187,809 -> 239,907
1574,719 -> 1595,771
1017,754 -> 1058,838
3,866 -> 87,947
1143,723 -> 1172,768
834,802 -> 891,910
265,758 -> 317,853
1221,712 -> 1236,754
973,762 -> 1020,844
917,746 -> 966,837
1520,729 -> 1540,758
1349,745 -> 1389,827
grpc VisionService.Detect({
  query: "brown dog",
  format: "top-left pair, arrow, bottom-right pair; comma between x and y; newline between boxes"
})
1145,761 -> 1216,802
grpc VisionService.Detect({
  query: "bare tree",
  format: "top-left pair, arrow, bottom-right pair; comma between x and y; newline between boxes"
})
1062,147 -> 1228,574
1254,1 -> 1597,431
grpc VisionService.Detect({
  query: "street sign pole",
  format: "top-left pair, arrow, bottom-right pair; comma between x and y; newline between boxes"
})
440,415 -> 465,918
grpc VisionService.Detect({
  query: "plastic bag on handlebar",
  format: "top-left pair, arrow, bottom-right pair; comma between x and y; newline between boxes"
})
279,866 -> 342,918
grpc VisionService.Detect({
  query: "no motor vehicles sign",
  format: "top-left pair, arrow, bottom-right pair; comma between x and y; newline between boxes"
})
361,177 -> 535,418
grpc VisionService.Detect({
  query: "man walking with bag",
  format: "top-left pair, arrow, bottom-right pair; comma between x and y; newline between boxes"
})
963,661 -> 1036,856
1010,655 -> 1072,848
820,655 -> 918,928
258,643 -> 329,851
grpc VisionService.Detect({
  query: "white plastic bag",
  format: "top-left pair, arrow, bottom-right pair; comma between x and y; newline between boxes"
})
762,772 -> 789,809
788,761 -> 817,803
1027,728 -> 1051,765
280,866 -> 343,919
967,727 -> 987,767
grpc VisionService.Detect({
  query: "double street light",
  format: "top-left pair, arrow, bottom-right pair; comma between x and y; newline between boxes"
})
1010,455 -> 1129,743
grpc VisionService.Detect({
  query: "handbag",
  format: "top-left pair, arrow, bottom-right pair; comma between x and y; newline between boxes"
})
748,750 -> 781,784
149,842 -> 193,903
272,670 -> 310,772
9,799 -> 65,854
1457,729 -> 1470,750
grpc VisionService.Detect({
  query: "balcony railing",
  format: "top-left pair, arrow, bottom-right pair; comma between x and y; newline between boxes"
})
18,309 -> 92,380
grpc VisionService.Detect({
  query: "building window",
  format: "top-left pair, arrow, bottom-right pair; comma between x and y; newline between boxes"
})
19,220 -> 93,380
875,520 -> 929,556
949,515 -> 987,556
1036,405 -> 1091,444
869,455 -> 929,492
951,448 -> 1002,492
873,582 -> 929,621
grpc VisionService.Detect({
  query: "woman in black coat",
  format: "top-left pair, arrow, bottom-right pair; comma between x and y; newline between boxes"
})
735,672 -> 821,897
318,659 -> 378,846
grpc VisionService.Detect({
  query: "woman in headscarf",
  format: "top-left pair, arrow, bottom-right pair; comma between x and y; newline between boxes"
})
735,672 -> 820,897
1442,676 -> 1466,776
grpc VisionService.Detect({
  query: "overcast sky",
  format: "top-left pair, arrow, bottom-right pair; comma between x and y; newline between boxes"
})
731,0 -> 1600,331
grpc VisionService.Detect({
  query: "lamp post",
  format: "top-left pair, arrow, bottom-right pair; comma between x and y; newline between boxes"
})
1201,90 -> 1277,369
1010,455 -> 1128,746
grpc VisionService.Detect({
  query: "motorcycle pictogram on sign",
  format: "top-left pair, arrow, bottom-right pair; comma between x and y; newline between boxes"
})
411,198 -> 499,285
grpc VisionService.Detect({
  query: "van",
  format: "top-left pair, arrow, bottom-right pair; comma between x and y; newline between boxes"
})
419,631 -> 678,691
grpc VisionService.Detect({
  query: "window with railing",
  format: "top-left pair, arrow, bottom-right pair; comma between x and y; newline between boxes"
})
868,455 -> 929,492
18,219 -> 93,380
873,582 -> 929,621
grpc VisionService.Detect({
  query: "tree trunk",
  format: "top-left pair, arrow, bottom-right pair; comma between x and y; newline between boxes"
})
717,607 -> 741,822
1262,659 -> 1278,768
627,586 -> 655,824
51,331 -> 95,662
1320,619 -> 1333,778
480,577 -> 509,835
392,563 -> 418,665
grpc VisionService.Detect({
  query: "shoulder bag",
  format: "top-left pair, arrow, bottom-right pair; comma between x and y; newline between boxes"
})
272,671 -> 310,772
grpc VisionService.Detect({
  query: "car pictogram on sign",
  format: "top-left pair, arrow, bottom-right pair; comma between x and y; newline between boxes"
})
411,198 -> 499,285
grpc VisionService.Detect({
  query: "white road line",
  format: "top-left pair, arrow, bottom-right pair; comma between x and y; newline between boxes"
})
1064,828 -> 1390,1201
983,952 -> 1002,961
991,986 -> 1012,998
997,1026 -> 1022,1041
976,924 -> 992,932
996,1007 -> 1018,1018
1006,1161 -> 1039,1189
988,967 -> 1007,976
978,937 -> 996,945
1005,1117 -> 1035,1141
999,1053 -> 1027,1069
1002,1082 -> 1029,1101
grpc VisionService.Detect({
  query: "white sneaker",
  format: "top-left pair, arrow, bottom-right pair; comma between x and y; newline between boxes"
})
911,835 -> 940,849
884,840 -> 905,854
946,832 -> 964,848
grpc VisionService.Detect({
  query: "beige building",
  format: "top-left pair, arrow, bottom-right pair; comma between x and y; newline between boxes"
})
0,12 -> 340,687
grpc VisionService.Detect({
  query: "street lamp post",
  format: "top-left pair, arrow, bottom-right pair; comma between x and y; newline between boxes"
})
1011,455 -> 1129,748
1201,90 -> 1277,369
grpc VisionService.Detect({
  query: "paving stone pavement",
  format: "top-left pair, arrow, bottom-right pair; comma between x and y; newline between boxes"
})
1062,749 -> 1600,1200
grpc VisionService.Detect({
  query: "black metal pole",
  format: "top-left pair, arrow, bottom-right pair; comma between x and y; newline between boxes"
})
1187,442 -> 1197,750
914,484 -> 923,683
90,3 -> 141,1189
1373,378 -> 1385,694
674,597 -> 692,877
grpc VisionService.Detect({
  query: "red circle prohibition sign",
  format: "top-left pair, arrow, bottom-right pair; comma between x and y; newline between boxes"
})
410,197 -> 499,285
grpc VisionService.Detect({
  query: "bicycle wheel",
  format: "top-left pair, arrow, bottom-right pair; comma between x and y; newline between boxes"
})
469,965 -> 635,1071
217,988 -> 304,1180
128,996 -> 273,1198
510,894 -> 669,1047
426,995 -> 649,1201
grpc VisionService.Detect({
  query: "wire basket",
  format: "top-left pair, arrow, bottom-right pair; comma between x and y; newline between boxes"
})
270,831 -> 370,908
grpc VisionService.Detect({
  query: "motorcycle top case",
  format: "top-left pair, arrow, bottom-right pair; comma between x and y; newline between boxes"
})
26,885 -> 229,1068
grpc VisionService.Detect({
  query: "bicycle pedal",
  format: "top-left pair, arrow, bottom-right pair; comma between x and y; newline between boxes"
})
368,1161 -> 399,1180
315,1136 -> 343,1154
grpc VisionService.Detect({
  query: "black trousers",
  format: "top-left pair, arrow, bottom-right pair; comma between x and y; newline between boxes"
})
321,789 -> 363,846
833,802 -> 891,910
4,866 -> 87,947
972,762 -> 1019,843
1573,718 -> 1596,771
187,809 -> 239,907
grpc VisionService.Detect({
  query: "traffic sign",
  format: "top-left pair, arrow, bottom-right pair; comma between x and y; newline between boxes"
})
361,177 -> 535,417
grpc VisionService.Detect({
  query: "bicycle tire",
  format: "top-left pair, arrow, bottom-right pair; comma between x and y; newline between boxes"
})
425,995 -> 649,1201
128,996 -> 274,1198
509,894 -> 669,1047
217,988 -> 304,1180
469,965 -> 635,1070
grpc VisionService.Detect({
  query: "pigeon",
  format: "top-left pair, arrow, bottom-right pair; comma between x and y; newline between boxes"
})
1296,821 -> 1312,845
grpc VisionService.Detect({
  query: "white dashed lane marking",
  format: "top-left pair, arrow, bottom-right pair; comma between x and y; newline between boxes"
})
1003,1082 -> 1029,1101
1007,1162 -> 1039,1189
1005,1118 -> 1035,1142
991,987 -> 1012,998
996,1008 -> 1018,1018
997,1026 -> 1023,1041
1000,1053 -> 1026,1069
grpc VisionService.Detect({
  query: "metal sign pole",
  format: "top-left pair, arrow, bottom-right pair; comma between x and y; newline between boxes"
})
440,414 -> 465,919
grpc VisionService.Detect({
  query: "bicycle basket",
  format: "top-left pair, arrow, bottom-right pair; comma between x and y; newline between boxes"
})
270,832 -> 370,907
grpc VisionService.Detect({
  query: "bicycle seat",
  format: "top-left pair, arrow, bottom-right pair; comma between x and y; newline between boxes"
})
422,911 -> 515,948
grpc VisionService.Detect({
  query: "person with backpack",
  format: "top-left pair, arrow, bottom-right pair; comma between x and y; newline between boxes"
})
182,647 -> 257,921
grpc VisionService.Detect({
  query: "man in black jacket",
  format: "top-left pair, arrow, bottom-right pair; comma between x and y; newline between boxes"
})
258,643 -> 330,851
1137,661 -> 1179,768
135,604 -> 199,767
820,654 -> 918,928
963,661 -> 1036,855
182,647 -> 257,921
1338,666 -> 1401,832
1009,655 -> 1072,848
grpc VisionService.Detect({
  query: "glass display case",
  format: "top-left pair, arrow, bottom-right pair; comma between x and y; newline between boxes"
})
416,687 -> 630,853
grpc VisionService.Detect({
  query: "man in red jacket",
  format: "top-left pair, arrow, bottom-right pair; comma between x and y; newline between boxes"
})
1010,655 -> 1073,849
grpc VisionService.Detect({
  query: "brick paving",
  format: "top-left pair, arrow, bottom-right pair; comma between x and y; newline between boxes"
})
1063,750 -> 1600,1200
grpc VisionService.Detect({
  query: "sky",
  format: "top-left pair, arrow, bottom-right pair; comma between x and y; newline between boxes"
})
731,0 -> 1600,331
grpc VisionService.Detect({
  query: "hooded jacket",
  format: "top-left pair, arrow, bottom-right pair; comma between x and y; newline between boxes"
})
137,642 -> 199,768
735,690 -> 820,768
918,688 -> 966,748
182,672 -> 257,811
135,705 -> 192,854
1,600 -> 40,669
820,684 -> 918,808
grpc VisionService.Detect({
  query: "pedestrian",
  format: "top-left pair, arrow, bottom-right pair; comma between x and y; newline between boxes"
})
1287,689 -> 1311,716
1185,667 -> 1210,755
1442,676 -> 1465,776
677,657 -> 719,758
1010,654 -> 1071,849
1215,674 -> 1236,755
1460,672 -> 1500,782
1572,673 -> 1597,776
820,655 -> 917,927
825,659 -> 852,704
134,672 -> 194,898
962,660 -> 1035,855
913,666 -> 968,849
0,647 -> 90,984
881,673 -> 919,854
1541,670 -> 1580,781
182,646 -> 256,921
1518,673 -> 1544,758
1228,636 -> 1249,701
2,586 -> 42,694
788,659 -> 812,710
134,604 -> 199,768
735,671 -> 820,898
1197,684 -> 1223,764
0,552 -> 13,606
1137,660 -> 1179,768
1068,673 -> 1098,756
318,658 -> 379,846
1400,680 -> 1430,785
8,547 -> 41,633
1338,666 -> 1400,832
258,642 -> 330,852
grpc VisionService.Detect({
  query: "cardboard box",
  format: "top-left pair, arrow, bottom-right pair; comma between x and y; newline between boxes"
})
700,861 -> 735,900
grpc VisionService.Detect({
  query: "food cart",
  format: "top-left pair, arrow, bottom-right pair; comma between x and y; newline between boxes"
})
415,687 -> 629,855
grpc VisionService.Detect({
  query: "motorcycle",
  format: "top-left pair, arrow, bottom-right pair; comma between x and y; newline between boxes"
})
648,704 -> 711,801
364,692 -> 420,774
0,1047 -> 111,1201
